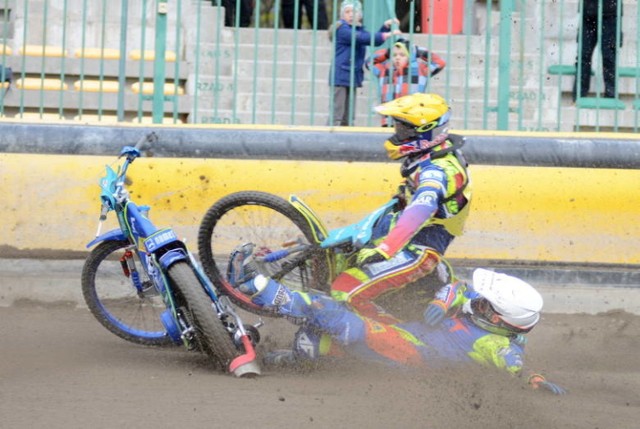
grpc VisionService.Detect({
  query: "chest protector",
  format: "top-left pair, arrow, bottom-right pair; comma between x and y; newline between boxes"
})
402,134 -> 472,237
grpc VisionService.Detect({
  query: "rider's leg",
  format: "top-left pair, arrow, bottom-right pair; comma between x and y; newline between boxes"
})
248,274 -> 367,344
330,248 -> 441,324
249,275 -> 425,366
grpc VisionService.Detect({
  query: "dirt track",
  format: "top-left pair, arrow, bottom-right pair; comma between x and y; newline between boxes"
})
1,300 -> 639,429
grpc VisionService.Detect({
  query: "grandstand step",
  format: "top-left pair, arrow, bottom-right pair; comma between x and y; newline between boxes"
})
1,44 -> 11,56
546,74 -> 640,98
547,64 -> 640,78
576,97 -> 626,110
129,49 -> 177,62
73,80 -> 120,93
19,45 -> 67,58
1,56 -> 189,80
16,77 -> 68,90
72,114 -> 184,125
131,82 -> 185,96
74,48 -> 121,60
0,90 -> 192,113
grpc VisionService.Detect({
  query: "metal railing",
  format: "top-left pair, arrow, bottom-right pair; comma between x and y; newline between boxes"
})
0,0 -> 637,132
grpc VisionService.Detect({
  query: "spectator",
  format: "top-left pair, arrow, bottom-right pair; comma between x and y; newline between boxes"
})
329,0 -> 401,126
221,0 -> 253,28
367,38 -> 446,126
572,0 -> 623,101
281,0 -> 329,30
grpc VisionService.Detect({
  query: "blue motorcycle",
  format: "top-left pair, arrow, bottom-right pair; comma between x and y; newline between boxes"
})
81,133 -> 261,377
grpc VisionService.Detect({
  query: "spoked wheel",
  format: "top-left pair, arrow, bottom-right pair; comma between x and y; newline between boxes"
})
197,191 -> 331,316
81,240 -> 173,346
167,261 -> 240,371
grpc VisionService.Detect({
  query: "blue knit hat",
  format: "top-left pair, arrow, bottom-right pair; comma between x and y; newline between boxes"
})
340,0 -> 363,21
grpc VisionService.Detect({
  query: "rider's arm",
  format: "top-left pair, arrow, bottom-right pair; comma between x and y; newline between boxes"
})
375,167 -> 448,258
467,334 -> 525,375
526,372 -> 567,395
471,331 -> 567,395
424,280 -> 469,326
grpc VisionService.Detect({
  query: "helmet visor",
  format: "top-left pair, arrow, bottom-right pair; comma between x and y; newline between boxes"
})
471,298 -> 532,335
393,119 -> 418,142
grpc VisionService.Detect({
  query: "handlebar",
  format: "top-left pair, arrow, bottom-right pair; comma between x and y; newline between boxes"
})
135,131 -> 158,151
96,132 -> 159,234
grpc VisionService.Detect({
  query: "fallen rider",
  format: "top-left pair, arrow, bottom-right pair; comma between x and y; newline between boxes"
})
240,267 -> 566,395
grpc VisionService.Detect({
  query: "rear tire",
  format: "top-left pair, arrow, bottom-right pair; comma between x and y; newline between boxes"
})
197,191 -> 330,316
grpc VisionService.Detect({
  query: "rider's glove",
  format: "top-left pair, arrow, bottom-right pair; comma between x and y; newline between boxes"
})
528,374 -> 567,395
423,281 -> 465,326
356,246 -> 389,266
392,184 -> 408,211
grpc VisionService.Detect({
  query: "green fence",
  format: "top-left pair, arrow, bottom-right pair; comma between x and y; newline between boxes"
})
0,0 -> 638,132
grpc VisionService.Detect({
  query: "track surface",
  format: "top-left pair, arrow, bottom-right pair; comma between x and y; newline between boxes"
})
1,300 -> 639,429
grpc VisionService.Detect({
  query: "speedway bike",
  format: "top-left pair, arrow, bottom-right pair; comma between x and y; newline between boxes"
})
81,132 -> 260,377
197,190 -> 454,318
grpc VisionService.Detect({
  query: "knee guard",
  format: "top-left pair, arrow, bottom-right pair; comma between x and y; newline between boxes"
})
293,327 -> 344,360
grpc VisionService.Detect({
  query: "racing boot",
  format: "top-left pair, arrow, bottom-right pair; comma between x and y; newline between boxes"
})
247,275 -> 310,319
227,243 -> 259,294
263,327 -> 345,366
263,327 -> 321,366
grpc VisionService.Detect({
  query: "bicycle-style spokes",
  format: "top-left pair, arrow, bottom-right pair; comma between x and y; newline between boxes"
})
82,240 -> 172,346
198,191 -> 330,315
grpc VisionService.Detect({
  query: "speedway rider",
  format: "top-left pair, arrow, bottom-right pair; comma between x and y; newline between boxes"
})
240,268 -> 566,395
330,93 -> 471,324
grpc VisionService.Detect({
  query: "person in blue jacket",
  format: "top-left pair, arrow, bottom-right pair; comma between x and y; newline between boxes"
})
239,267 -> 566,395
329,0 -> 401,126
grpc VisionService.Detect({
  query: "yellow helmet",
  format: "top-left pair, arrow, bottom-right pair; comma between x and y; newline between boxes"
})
375,93 -> 451,160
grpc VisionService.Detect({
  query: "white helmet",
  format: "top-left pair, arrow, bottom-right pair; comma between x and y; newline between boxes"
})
466,268 -> 543,335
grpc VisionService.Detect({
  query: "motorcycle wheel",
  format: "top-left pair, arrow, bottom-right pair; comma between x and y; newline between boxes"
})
167,261 -> 240,371
197,191 -> 331,316
81,239 -> 173,346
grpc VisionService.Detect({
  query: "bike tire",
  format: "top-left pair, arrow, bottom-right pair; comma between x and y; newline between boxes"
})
167,261 -> 240,370
197,191 -> 330,316
81,239 -> 173,347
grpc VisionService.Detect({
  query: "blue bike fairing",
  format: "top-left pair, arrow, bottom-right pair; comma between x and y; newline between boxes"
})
99,164 -> 119,209
124,202 -> 161,240
158,248 -> 188,270
321,199 -> 398,249
86,229 -> 127,248
143,228 -> 180,253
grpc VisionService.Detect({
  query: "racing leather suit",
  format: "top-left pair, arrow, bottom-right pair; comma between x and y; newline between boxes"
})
330,136 -> 471,324
253,281 -> 523,374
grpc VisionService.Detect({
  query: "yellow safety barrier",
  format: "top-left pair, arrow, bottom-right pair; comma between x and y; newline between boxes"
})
1,153 -> 639,265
